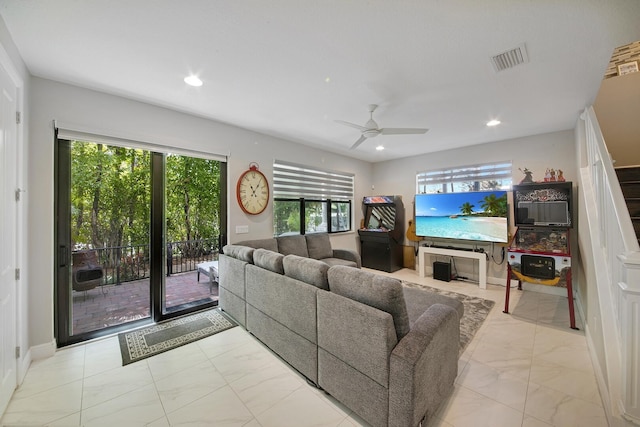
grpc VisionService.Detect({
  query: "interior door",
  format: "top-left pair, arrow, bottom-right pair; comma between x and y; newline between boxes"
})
0,61 -> 18,415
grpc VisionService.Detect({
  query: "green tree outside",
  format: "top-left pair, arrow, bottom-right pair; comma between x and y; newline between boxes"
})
70,141 -> 221,259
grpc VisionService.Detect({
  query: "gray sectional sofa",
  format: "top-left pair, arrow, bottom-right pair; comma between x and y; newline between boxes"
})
218,233 -> 463,427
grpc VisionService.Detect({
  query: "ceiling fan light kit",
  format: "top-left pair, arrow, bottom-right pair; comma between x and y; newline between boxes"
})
336,104 -> 429,150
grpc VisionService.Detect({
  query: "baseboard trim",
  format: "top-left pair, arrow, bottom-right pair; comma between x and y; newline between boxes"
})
584,323 -> 615,427
29,339 -> 56,361
17,349 -> 31,385
16,339 -> 55,387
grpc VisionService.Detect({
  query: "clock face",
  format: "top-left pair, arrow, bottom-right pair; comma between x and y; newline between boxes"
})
236,169 -> 269,215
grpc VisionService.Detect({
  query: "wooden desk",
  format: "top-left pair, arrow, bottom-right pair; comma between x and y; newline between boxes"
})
417,246 -> 487,289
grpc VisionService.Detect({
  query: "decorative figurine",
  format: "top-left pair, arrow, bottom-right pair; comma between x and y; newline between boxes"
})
519,167 -> 534,184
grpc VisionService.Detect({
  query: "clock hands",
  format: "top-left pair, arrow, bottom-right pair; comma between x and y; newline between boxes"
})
249,182 -> 261,197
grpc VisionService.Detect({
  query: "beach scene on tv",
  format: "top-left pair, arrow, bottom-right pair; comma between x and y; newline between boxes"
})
415,191 -> 509,243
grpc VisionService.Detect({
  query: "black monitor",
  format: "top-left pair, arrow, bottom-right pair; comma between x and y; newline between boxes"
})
513,182 -> 572,228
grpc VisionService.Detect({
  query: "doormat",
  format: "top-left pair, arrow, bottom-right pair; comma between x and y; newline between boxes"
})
118,308 -> 236,365
402,281 -> 495,355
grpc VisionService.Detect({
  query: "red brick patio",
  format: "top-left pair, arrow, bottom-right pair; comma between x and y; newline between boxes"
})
71,270 -> 217,335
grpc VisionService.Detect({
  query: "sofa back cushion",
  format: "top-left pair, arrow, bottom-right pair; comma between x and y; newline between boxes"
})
276,235 -> 309,257
222,244 -> 255,263
236,238 -> 278,252
283,255 -> 330,290
305,233 -> 333,260
253,249 -> 285,274
328,265 -> 410,340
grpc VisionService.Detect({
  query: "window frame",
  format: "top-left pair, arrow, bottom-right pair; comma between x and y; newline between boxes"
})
273,160 -> 354,236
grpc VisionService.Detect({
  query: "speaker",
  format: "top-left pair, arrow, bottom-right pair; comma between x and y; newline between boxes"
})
433,261 -> 452,282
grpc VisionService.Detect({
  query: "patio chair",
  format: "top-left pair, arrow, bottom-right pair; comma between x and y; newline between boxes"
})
72,250 -> 104,293
196,260 -> 219,294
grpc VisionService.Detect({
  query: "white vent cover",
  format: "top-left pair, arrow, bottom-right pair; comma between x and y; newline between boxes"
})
491,43 -> 529,72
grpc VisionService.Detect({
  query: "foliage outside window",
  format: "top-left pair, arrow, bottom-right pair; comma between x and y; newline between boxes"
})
416,161 -> 512,194
165,154 -> 222,243
70,142 -> 151,251
273,161 -> 354,236
273,200 -> 301,235
70,142 -> 221,250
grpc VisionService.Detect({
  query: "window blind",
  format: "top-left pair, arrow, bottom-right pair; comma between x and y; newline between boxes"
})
273,160 -> 354,200
417,161 -> 512,192
54,120 -> 228,162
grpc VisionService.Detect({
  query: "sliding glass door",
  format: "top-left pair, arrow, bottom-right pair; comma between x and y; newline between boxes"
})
55,137 -> 226,346
163,154 -> 224,313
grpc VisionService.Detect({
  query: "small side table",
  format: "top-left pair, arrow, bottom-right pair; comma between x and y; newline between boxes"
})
196,260 -> 219,293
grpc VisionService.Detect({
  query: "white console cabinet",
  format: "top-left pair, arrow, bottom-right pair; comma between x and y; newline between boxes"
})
417,246 -> 487,289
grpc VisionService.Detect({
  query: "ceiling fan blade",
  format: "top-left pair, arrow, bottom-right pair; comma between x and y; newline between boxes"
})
350,135 -> 368,150
335,120 -> 368,132
380,128 -> 429,135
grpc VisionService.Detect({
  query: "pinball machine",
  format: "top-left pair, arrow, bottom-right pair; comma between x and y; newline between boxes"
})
357,195 -> 404,273
503,181 -> 578,329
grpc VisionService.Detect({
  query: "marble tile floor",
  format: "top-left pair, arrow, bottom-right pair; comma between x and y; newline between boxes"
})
1,268 -> 606,427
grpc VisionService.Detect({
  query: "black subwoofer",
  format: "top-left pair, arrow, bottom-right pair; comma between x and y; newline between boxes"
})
433,261 -> 452,282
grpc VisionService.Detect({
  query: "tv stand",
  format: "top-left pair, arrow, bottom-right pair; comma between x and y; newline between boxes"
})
417,246 -> 487,289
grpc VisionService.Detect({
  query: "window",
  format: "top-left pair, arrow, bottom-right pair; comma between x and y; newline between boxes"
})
273,161 -> 354,236
416,161 -> 512,194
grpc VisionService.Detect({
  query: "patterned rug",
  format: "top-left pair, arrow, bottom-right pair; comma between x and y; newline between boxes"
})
118,308 -> 236,365
402,281 -> 495,355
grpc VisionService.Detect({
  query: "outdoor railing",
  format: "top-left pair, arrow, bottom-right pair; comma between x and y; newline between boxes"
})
166,238 -> 219,276
74,237 -> 219,286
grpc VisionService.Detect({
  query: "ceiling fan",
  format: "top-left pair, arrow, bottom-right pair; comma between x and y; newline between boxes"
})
335,104 -> 429,150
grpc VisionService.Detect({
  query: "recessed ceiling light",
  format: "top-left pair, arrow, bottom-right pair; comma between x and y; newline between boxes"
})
184,75 -> 203,87
376,145 -> 384,151
486,119 -> 501,127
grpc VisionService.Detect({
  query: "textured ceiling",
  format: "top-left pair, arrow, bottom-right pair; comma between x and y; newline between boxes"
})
2,1 -> 640,162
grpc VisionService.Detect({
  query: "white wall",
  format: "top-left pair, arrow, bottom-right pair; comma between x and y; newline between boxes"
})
593,71 -> 640,167
371,130 -> 577,283
28,77 -> 372,348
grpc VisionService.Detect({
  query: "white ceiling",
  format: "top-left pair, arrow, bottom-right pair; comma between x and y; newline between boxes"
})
2,1 -> 640,162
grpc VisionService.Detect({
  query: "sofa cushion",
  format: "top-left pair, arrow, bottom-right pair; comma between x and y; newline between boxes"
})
402,285 -> 464,326
328,265 -> 410,340
320,257 -> 358,268
222,244 -> 255,263
305,233 -> 333,260
237,238 -> 278,252
276,235 -> 309,257
283,255 -> 330,290
253,248 -> 285,274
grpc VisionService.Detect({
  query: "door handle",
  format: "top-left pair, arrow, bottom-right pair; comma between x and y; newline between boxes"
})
59,245 -> 68,267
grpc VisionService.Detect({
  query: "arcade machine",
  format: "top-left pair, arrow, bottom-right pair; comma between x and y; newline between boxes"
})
503,181 -> 577,329
358,195 -> 404,272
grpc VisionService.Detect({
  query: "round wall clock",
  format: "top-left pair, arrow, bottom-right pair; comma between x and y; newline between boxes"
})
236,163 -> 269,215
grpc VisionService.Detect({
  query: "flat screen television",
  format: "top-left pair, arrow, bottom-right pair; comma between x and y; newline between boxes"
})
414,190 -> 509,243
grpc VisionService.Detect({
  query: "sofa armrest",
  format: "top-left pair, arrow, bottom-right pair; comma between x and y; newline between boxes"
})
388,303 -> 459,427
331,248 -> 362,268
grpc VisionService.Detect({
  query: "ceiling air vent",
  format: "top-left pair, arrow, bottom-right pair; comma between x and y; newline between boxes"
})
491,43 -> 529,72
